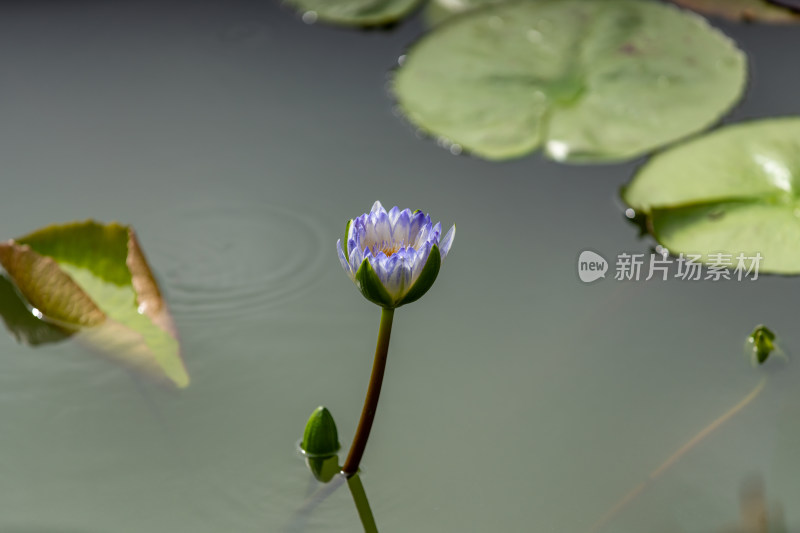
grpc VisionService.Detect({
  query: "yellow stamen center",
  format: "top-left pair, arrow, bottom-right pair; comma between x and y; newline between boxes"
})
370,240 -> 403,257
379,243 -> 400,256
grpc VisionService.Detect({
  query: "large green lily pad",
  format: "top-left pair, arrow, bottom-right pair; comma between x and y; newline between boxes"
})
672,0 -> 800,23
428,0 -> 800,27
394,0 -> 747,162
284,0 -> 423,26
427,0 -> 800,26
424,0 -> 504,26
0,221 -> 189,388
623,117 -> 800,274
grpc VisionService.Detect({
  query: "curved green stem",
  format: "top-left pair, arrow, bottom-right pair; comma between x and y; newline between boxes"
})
342,307 -> 395,476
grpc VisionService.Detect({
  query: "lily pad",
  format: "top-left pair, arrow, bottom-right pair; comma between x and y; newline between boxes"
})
672,0 -> 800,23
393,0 -> 747,162
623,117 -> 800,274
428,0 -> 800,27
424,0 -> 504,26
284,0 -> 423,26
0,221 -> 189,388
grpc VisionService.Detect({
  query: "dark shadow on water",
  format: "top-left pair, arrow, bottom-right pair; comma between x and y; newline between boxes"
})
621,208 -> 650,238
0,275 -> 72,346
287,453 -> 379,533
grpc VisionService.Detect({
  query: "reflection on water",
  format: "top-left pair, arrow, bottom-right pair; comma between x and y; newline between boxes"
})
719,476 -> 786,533
347,474 -> 379,533
305,454 -> 340,484
0,275 -> 71,346
290,450 -> 380,533
591,377 -> 769,533
0,271 -> 188,388
291,445 -> 379,532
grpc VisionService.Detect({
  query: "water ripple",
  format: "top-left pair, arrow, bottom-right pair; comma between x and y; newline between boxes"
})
147,203 -> 327,323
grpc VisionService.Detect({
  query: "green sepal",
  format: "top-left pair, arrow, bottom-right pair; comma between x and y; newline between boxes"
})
355,258 -> 396,308
396,244 -> 441,308
301,406 -> 340,457
343,219 -> 353,247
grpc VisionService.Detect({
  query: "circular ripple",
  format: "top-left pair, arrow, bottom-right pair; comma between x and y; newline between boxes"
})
146,203 -> 327,322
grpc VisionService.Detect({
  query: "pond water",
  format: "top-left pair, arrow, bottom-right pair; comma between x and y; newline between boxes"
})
1,1 -> 799,532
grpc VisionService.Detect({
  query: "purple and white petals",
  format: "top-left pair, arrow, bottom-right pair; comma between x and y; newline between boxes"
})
338,201 -> 455,308
439,225 -> 455,259
336,239 -> 353,280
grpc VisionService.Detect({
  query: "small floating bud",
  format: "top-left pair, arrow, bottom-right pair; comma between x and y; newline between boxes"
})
301,406 -> 340,457
748,325 -> 776,365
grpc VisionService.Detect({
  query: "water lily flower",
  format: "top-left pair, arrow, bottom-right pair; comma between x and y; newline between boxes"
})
337,201 -> 455,309
335,201 -> 455,477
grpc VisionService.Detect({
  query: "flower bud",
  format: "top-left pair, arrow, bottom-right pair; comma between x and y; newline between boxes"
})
748,325 -> 775,365
301,406 -> 340,457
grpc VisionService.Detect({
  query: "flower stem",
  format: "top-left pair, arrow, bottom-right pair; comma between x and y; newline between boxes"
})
342,307 -> 395,476
347,474 -> 379,533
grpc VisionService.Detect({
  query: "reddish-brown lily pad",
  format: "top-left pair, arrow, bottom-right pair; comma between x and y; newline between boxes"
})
0,221 -> 188,388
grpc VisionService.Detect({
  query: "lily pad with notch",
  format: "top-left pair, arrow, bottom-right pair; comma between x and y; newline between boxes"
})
623,117 -> 800,274
394,0 -> 747,162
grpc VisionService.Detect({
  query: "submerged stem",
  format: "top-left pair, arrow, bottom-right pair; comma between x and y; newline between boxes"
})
342,307 -> 395,476
589,377 -> 768,533
348,474 -> 379,533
